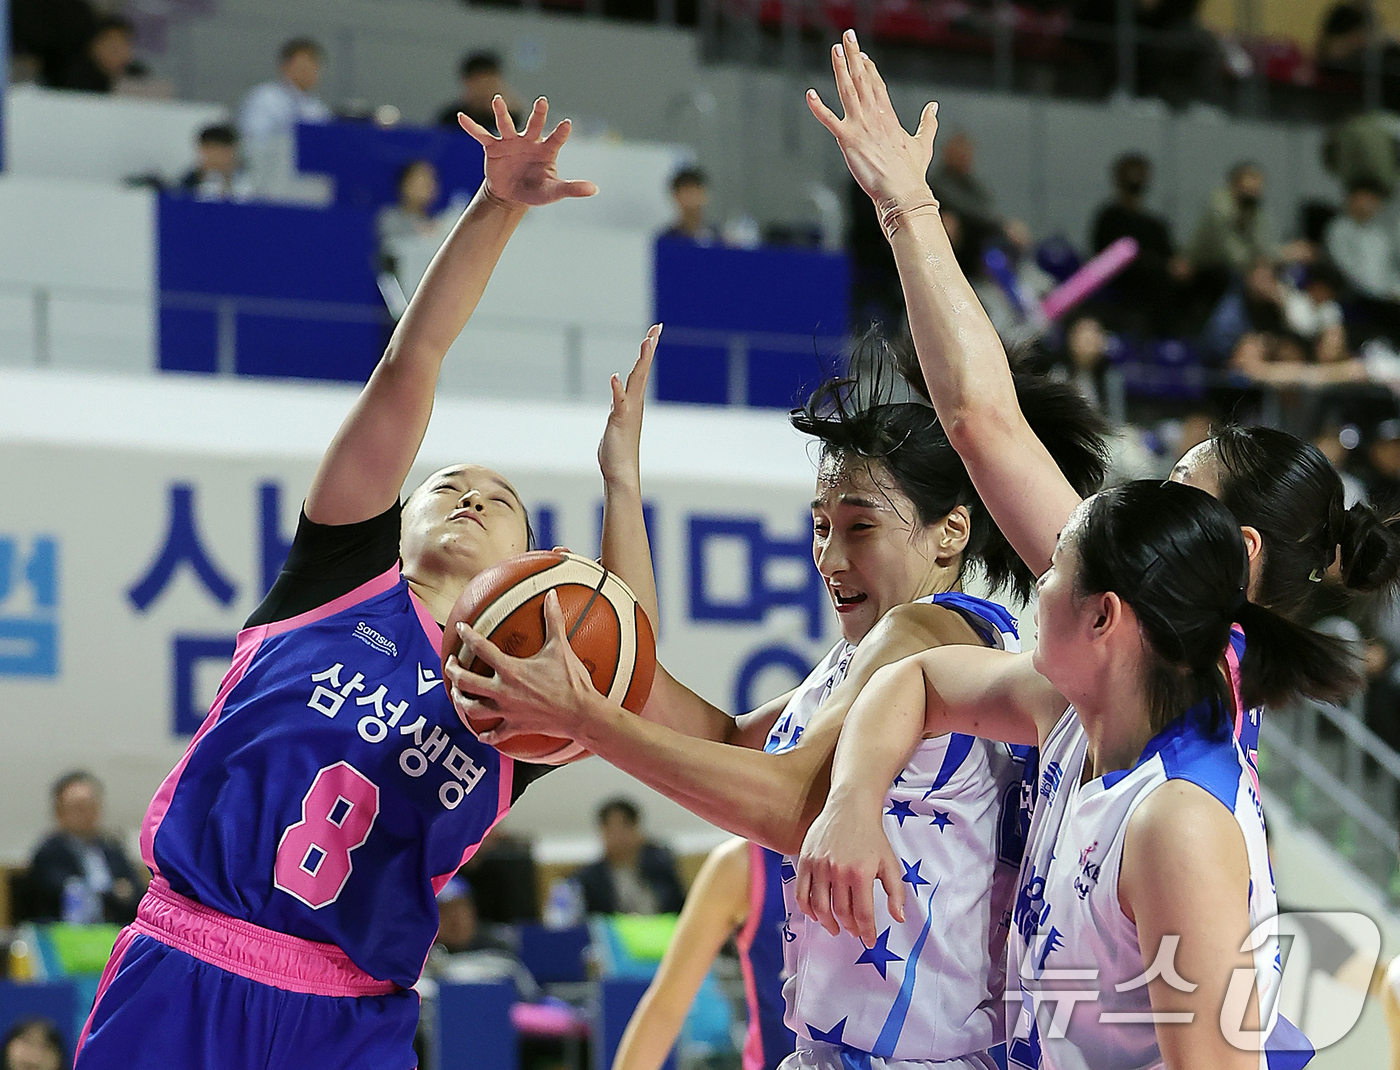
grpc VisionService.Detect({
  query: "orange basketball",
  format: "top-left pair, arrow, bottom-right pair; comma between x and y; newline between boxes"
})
441,550 -> 657,765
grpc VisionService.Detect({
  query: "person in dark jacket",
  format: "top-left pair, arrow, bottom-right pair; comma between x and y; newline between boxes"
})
27,771 -> 142,924
575,798 -> 686,916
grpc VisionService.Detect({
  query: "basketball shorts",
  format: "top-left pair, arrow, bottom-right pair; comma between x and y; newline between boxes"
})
74,880 -> 418,1070
779,1039 -> 1003,1070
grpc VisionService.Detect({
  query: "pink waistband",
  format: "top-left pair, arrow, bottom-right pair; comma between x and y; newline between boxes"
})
133,878 -> 398,998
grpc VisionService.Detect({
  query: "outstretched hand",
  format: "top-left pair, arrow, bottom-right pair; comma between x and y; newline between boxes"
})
598,324 -> 661,490
806,29 -> 939,207
445,590 -> 602,744
459,96 -> 599,207
795,790 -> 906,947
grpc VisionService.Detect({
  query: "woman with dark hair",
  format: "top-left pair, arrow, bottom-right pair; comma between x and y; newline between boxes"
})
796,479 -> 1343,1068
806,30 -> 1400,771
445,329 -> 1108,1068
2,1018 -> 65,1070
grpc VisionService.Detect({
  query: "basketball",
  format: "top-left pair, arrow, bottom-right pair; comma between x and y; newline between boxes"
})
441,550 -> 657,764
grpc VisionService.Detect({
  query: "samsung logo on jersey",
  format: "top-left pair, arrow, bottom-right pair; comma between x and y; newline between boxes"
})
354,622 -> 398,658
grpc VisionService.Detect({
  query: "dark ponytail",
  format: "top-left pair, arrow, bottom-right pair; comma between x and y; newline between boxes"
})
1210,425 -> 1400,616
792,332 -> 1109,603
1339,502 -> 1400,592
1076,481 -> 1360,731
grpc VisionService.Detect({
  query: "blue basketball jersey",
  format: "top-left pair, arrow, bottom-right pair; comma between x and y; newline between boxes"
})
140,565 -> 514,988
738,843 -> 796,1070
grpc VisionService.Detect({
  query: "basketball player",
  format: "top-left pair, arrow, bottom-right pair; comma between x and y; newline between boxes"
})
796,480 -> 1348,1068
74,97 -> 605,1070
447,333 -> 1108,1068
805,30 -> 1400,768
613,838 -> 794,1070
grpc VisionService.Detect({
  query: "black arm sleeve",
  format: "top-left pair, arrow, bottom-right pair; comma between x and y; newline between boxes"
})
244,502 -> 403,628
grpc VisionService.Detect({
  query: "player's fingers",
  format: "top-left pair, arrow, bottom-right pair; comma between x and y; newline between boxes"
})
805,89 -> 843,138
914,101 -> 939,157
493,95 -> 518,138
557,178 -> 599,199
879,854 -> 908,925
794,859 -> 813,918
523,96 -> 549,141
543,116 -> 573,150
842,30 -> 874,108
830,39 -> 859,118
609,372 -> 626,413
808,865 -> 841,936
863,48 -> 896,115
455,620 -> 512,676
831,881 -> 860,939
457,110 -> 497,146
852,869 -> 879,948
444,654 -> 501,698
627,325 -> 660,397
542,589 -> 571,646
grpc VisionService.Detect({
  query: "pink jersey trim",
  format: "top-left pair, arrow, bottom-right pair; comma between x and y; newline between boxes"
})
74,924 -> 138,1058
257,563 -> 403,639
736,841 -> 764,1070
130,878 -> 399,997
1226,624 -> 1245,741
140,629 -> 266,875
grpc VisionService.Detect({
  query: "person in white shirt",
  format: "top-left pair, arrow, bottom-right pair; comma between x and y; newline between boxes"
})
237,38 -> 332,196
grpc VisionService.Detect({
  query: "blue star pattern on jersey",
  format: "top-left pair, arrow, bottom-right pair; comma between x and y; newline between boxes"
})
928,809 -> 953,831
900,859 -> 930,891
807,1018 -> 847,1045
886,799 -> 917,826
856,928 -> 905,979
892,772 -> 906,787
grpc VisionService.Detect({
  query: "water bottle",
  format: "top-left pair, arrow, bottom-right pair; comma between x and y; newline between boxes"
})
542,878 -> 584,929
62,877 -> 99,924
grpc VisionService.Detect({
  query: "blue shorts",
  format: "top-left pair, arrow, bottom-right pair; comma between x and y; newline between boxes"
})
74,933 -> 419,1070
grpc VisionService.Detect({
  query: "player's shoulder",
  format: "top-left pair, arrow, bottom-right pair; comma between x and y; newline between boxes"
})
869,599 -> 983,649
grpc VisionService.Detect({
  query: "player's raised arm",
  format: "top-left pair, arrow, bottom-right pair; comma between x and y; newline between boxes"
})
306,97 -> 597,526
795,645 -> 1063,943
807,32 -> 1080,576
596,331 -> 793,747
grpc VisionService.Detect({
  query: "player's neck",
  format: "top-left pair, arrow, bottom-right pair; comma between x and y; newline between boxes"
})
404,573 -> 457,627
1075,669 -> 1155,784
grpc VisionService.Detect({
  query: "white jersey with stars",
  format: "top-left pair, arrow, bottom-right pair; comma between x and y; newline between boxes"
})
1006,702 -> 1312,1070
769,593 -> 1036,1064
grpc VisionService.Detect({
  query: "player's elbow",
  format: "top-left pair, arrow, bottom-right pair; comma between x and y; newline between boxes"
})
943,395 -> 1013,456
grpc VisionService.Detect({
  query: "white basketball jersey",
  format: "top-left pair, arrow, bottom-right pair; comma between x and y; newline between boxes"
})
1006,703 -> 1313,1070
768,593 -> 1036,1063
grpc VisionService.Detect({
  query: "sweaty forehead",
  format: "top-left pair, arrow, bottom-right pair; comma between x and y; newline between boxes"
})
1169,441 -> 1221,496
813,453 -> 904,510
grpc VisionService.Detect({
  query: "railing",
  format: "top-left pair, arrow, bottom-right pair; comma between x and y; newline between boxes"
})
0,281 -> 849,406
1260,697 -> 1400,902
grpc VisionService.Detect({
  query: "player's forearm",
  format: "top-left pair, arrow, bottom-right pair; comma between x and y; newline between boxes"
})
386,186 -> 527,368
601,479 -> 661,636
573,694 -> 821,853
824,661 -> 927,819
887,196 -> 1022,446
612,992 -> 687,1070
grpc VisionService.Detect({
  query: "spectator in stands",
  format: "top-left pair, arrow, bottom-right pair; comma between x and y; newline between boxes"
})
238,37 -> 331,193
928,131 -> 1030,254
9,0 -> 96,87
437,52 -> 521,136
661,167 -> 717,244
1089,152 -> 1190,336
59,14 -> 135,94
378,160 -> 448,247
28,770 -> 142,925
1327,178 -> 1400,341
1,1018 -> 65,1070
1325,111 -> 1400,198
1187,161 -> 1272,280
1075,0 -> 1218,108
1204,257 -> 1362,385
178,124 -> 253,202
576,798 -> 686,916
